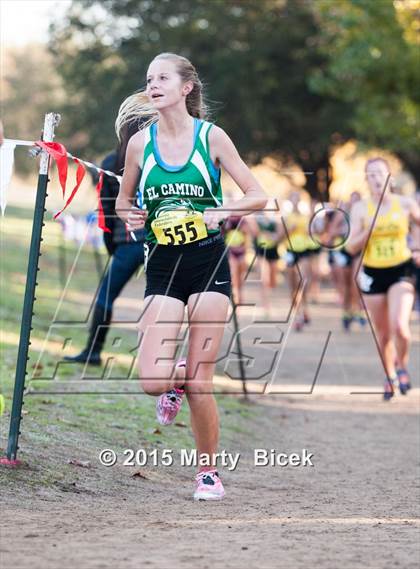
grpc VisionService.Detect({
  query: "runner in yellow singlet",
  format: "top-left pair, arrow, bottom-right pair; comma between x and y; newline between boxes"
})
327,192 -> 366,330
281,191 -> 312,331
306,198 -> 324,305
347,157 -> 420,399
411,190 -> 420,313
248,208 -> 282,318
222,214 -> 252,304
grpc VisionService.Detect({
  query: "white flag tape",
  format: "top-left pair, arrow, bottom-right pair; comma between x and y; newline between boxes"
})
0,142 -> 16,215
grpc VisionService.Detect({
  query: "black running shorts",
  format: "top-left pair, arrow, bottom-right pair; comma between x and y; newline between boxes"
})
144,233 -> 231,304
306,246 -> 322,257
284,249 -> 309,268
255,245 -> 280,261
358,259 -> 415,295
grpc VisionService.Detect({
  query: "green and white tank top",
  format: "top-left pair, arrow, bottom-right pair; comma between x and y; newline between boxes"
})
137,119 -> 223,245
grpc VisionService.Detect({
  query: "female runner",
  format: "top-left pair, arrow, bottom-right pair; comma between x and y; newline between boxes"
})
281,190 -> 312,331
116,52 -> 267,499
306,198 -> 323,305
64,121 -> 145,366
412,190 -> 420,312
347,157 -> 420,399
249,208 -> 282,318
327,192 -> 366,330
223,214 -> 251,305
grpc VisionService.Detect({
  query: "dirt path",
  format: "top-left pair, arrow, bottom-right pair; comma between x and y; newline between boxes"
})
1,282 -> 419,569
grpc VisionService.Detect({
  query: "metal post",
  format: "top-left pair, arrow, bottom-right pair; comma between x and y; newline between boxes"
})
3,113 -> 60,463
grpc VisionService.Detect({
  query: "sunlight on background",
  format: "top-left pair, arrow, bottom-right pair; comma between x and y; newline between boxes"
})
0,0 -> 72,46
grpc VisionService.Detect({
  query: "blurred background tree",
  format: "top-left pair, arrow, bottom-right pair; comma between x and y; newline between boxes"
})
310,0 -> 420,184
0,44 -> 64,174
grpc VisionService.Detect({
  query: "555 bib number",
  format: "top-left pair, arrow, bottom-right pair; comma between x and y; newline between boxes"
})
151,210 -> 208,245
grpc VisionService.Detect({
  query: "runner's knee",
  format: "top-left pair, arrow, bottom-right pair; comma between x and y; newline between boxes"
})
140,378 -> 170,395
377,329 -> 392,347
392,322 -> 410,342
139,363 -> 174,394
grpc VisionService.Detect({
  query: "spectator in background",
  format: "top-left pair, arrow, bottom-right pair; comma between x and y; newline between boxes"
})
64,121 -> 145,366
411,188 -> 420,312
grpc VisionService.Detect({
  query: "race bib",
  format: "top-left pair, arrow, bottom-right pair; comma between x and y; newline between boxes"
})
372,237 -> 398,261
151,210 -> 208,245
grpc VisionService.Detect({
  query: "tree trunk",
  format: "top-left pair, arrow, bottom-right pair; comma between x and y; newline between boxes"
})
299,153 -> 331,202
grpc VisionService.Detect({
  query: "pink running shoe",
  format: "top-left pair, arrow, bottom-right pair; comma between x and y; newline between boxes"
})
193,470 -> 225,501
155,360 -> 186,426
156,387 -> 184,425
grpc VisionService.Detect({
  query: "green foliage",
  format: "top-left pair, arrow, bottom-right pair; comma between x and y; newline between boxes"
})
310,0 -> 420,180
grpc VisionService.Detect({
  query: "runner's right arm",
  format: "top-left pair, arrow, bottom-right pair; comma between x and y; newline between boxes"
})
116,131 -> 147,229
346,201 -> 370,255
327,209 -> 345,245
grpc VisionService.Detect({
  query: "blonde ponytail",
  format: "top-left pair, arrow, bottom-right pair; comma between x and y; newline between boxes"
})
115,91 -> 157,140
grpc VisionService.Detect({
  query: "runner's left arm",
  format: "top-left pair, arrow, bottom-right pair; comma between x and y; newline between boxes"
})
204,126 -> 268,229
406,196 -> 420,225
405,195 -> 420,266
